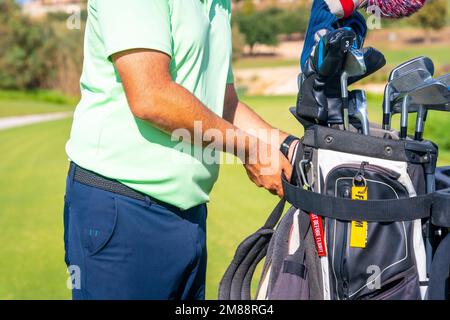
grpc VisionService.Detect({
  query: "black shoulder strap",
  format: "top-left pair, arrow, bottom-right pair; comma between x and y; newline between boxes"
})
282,175 -> 433,222
218,199 -> 287,300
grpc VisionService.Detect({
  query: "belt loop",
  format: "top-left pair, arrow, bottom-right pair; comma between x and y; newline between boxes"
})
144,196 -> 153,207
69,161 -> 76,187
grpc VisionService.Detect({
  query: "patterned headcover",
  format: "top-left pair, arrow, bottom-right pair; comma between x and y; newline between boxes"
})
360,0 -> 426,18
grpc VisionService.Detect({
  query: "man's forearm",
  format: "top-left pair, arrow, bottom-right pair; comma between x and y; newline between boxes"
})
222,84 -> 290,149
228,100 -> 289,145
128,79 -> 258,159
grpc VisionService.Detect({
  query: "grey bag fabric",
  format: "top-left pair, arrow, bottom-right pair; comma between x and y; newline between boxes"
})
268,211 -> 310,300
269,259 -> 310,300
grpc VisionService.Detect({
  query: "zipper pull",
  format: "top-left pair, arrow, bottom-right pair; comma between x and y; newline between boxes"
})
354,161 -> 369,185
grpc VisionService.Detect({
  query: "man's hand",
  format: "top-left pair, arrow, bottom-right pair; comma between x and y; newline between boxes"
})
243,141 -> 293,197
224,84 -> 298,196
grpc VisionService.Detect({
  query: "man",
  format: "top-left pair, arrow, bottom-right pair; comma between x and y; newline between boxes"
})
64,0 -> 427,301
63,0 -> 299,300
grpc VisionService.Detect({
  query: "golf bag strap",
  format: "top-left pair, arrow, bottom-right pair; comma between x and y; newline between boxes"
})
427,234 -> 450,300
284,211 -> 310,279
282,176 -> 432,222
431,188 -> 450,227
218,199 -> 288,300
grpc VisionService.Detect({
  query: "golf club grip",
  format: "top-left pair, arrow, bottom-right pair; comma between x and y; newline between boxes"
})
400,126 -> 407,139
414,131 -> 423,141
383,113 -> 390,130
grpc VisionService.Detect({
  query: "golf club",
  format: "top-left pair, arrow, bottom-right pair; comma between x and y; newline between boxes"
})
340,49 -> 366,130
397,81 -> 450,140
347,47 -> 386,86
388,68 -> 434,139
436,73 -> 450,86
382,56 -> 434,130
349,89 -> 370,135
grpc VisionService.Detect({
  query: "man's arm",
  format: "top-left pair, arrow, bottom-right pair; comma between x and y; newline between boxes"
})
113,49 -> 292,197
223,84 -> 299,161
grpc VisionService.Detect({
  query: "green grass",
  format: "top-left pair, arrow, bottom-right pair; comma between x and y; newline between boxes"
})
0,94 -> 449,300
380,45 -> 450,68
233,44 -> 450,74
234,57 -> 299,69
0,90 -> 75,118
0,119 -> 72,299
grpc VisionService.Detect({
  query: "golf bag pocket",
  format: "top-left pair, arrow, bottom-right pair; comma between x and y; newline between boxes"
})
268,254 -> 310,300
324,163 -> 420,300
360,266 -> 421,300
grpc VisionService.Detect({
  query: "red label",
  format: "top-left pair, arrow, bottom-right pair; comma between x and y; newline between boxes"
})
309,213 -> 327,257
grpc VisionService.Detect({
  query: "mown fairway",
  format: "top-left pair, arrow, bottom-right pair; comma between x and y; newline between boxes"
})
0,94 -> 449,299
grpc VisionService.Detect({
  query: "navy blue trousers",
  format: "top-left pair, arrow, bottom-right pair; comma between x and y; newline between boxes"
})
63,164 -> 207,300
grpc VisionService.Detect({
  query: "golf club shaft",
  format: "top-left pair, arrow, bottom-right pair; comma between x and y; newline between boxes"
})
382,84 -> 391,130
341,73 -> 349,130
400,96 -> 409,139
414,106 -> 427,141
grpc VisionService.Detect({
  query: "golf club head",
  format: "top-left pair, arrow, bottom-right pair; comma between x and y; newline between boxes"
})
348,47 -> 386,86
413,80 -> 450,141
389,56 -> 435,81
399,80 -> 450,139
436,73 -> 450,86
389,68 -> 433,93
389,68 -> 434,138
383,56 -> 434,130
409,80 -> 450,108
344,49 -> 367,78
349,89 -> 369,135
341,49 -> 367,130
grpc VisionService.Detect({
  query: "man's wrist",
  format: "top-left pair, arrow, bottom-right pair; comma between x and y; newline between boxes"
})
280,135 -> 299,159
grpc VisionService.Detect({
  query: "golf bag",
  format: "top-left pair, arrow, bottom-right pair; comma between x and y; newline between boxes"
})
219,119 -> 450,300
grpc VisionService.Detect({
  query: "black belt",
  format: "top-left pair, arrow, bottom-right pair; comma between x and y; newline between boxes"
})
71,162 -> 181,212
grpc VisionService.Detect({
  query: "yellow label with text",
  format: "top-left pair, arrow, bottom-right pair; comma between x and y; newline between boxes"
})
350,186 -> 368,248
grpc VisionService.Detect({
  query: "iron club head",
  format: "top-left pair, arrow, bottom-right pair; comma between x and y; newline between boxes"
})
382,56 -> 434,130
395,80 -> 450,139
388,68 -> 434,139
349,89 -> 370,135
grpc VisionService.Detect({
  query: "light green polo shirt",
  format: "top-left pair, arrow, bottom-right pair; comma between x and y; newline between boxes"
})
66,0 -> 234,210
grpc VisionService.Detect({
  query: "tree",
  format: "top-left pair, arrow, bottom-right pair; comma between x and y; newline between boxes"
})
0,0 -> 86,95
276,7 -> 309,38
0,1 -> 57,90
237,10 -> 279,54
411,0 -> 447,43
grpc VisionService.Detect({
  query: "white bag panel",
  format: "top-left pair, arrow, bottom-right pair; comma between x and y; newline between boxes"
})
316,148 -> 427,300
413,218 -> 428,299
317,149 -> 416,196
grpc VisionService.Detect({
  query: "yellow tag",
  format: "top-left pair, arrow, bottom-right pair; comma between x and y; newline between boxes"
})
352,186 -> 368,201
350,186 -> 368,248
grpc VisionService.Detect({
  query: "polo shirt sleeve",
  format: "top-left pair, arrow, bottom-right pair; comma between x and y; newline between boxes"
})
96,0 -> 172,59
